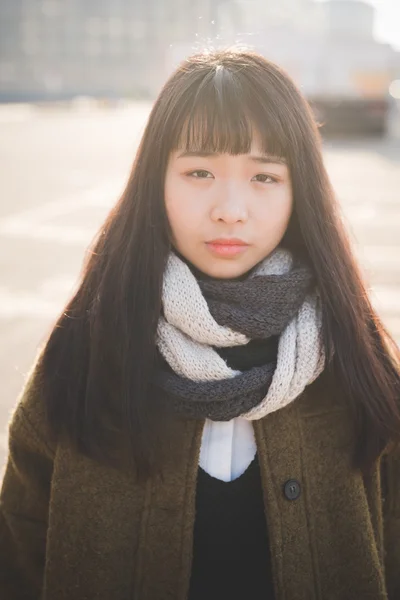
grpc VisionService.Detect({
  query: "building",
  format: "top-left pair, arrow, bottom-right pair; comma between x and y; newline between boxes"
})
1,0 -> 399,107
0,0 -> 218,101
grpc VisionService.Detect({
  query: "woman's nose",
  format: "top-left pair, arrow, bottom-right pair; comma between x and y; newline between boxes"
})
210,186 -> 249,224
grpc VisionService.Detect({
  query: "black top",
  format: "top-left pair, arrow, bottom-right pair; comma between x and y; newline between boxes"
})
188,454 -> 275,600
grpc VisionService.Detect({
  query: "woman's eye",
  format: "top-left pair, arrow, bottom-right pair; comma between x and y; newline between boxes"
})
253,174 -> 277,183
188,170 -> 213,179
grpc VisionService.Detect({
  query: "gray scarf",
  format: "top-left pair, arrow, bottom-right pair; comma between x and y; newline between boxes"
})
156,247 -> 325,421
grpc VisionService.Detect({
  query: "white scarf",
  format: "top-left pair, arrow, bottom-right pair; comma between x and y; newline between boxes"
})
157,248 -> 325,422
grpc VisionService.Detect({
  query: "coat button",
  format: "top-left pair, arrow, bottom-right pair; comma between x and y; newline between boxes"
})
284,479 -> 301,501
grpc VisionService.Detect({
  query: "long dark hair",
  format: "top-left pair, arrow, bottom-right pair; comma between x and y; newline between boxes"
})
40,48 -> 400,479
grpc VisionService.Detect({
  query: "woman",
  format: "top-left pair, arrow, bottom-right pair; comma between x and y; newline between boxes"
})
1,48 -> 399,600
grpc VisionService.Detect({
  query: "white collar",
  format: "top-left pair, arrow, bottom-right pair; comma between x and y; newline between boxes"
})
199,417 -> 256,482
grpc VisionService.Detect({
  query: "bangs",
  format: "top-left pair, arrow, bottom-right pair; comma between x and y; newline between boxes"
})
170,65 -> 289,159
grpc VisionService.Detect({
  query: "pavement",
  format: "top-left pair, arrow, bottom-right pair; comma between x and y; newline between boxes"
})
0,103 -> 399,472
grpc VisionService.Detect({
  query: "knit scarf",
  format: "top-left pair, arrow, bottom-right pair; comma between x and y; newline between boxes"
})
155,247 -> 325,421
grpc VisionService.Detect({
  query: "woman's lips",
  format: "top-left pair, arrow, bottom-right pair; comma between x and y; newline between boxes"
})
206,239 -> 250,257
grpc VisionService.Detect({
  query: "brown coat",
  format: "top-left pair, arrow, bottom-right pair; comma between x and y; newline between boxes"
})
1,361 -> 400,600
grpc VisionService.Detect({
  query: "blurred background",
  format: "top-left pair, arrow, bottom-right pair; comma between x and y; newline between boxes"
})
0,0 -> 399,470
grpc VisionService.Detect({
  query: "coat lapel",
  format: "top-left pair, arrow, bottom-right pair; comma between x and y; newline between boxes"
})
45,419 -> 205,600
254,376 -> 387,600
134,418 -> 204,600
254,399 -> 318,600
